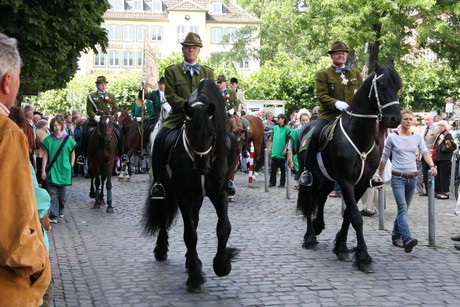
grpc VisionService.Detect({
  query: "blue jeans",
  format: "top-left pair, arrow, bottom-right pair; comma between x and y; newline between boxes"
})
391,176 -> 416,244
48,184 -> 70,219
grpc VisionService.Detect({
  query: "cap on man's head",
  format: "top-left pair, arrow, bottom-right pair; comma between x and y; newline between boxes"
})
328,41 -> 349,54
230,77 -> 238,84
277,113 -> 287,120
217,75 -> 227,83
181,32 -> 203,48
158,76 -> 165,84
96,76 -> 108,84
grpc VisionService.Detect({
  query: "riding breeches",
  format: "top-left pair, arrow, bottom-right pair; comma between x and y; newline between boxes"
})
304,119 -> 329,171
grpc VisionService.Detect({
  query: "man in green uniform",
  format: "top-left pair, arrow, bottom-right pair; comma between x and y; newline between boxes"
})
76,76 -> 129,165
151,32 -> 215,199
133,77 -> 165,147
216,74 -> 238,115
299,41 -> 363,186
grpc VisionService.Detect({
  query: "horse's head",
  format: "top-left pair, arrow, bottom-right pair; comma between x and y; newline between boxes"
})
226,115 -> 246,150
96,111 -> 115,145
350,61 -> 402,128
115,109 -> 131,127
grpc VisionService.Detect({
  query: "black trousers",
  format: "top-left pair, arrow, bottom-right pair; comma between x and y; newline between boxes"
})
270,158 -> 286,186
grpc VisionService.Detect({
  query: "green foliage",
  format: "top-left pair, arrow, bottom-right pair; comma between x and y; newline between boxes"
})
0,0 -> 109,95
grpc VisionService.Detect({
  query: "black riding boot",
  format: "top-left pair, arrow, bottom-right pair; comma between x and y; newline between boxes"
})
150,127 -> 169,200
299,119 -> 328,187
76,124 -> 90,165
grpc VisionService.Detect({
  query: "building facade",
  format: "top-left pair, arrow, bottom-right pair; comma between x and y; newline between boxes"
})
78,0 -> 261,75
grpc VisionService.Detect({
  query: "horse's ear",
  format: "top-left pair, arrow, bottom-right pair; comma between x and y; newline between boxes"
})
183,101 -> 193,117
388,60 -> 395,68
207,103 -> 216,117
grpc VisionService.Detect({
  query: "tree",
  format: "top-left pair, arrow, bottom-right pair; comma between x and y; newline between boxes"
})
0,0 -> 109,96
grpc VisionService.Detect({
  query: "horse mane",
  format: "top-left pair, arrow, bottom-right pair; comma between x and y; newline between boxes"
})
192,80 -> 228,165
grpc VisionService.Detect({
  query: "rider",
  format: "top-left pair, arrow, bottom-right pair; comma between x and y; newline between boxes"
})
299,41 -> 364,186
216,74 -> 238,116
76,76 -> 129,166
132,77 -> 165,148
150,32 -> 215,199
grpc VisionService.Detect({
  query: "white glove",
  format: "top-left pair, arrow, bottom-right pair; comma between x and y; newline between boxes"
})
228,108 -> 235,115
141,77 -> 146,86
94,115 -> 101,123
335,100 -> 349,111
136,117 -> 142,122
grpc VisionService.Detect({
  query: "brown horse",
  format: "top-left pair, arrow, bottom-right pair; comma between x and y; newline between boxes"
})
226,115 -> 246,201
115,109 -> 142,181
243,115 -> 265,172
87,111 -> 118,213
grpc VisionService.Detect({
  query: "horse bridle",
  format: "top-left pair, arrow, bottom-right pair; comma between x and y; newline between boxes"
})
96,115 -> 114,140
344,73 -> 400,121
339,72 -> 399,185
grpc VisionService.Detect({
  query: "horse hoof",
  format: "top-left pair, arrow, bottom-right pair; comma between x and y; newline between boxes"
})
93,204 -> 100,210
228,196 -> 235,202
89,192 -> 95,199
154,251 -> 168,261
187,283 -> 205,293
356,262 -> 374,273
118,176 -> 124,182
337,252 -> 352,262
123,177 -> 130,182
106,207 -> 114,213
302,240 -> 318,250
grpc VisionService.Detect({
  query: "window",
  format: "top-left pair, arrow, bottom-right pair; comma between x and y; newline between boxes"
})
189,26 -> 199,34
123,25 -> 134,42
109,51 -> 120,67
133,0 -> 143,11
113,0 -> 124,11
108,25 -> 120,41
137,26 -> 147,42
94,52 -> 105,67
123,51 -> 134,67
239,59 -> 249,69
137,52 -> 144,67
211,27 -> 223,44
177,26 -> 185,45
211,2 -> 222,14
151,0 -> 163,12
225,27 -> 237,44
150,25 -> 162,42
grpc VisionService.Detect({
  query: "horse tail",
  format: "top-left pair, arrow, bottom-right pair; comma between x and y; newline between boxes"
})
142,181 -> 178,237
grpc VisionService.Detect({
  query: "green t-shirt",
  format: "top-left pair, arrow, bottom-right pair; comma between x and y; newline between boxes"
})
41,134 -> 76,186
271,125 -> 291,159
289,127 -> 300,172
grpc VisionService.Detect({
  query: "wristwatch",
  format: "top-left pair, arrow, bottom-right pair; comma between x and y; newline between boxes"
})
430,165 -> 437,169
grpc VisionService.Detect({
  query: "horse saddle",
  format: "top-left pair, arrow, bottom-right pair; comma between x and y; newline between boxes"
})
159,126 -> 182,165
299,117 -> 340,153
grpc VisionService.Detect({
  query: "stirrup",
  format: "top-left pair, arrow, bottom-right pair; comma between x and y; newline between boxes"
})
150,182 -> 165,200
76,155 -> 85,165
299,171 -> 313,187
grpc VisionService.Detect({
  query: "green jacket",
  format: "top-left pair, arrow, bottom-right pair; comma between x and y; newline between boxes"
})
316,65 -> 363,122
86,91 -> 118,125
131,90 -> 162,120
163,62 -> 215,129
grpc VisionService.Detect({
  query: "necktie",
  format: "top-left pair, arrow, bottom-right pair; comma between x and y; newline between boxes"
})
335,65 -> 350,74
183,62 -> 200,76
221,90 -> 227,97
424,126 -> 429,138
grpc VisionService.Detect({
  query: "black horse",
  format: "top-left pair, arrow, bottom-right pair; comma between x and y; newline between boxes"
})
142,80 -> 238,292
297,62 -> 402,273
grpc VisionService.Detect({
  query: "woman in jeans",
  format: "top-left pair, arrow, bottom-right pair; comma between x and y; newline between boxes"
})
379,110 -> 438,253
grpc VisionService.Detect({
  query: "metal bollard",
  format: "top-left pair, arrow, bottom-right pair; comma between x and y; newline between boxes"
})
378,186 -> 385,230
264,148 -> 269,192
427,170 -> 436,247
450,154 -> 457,194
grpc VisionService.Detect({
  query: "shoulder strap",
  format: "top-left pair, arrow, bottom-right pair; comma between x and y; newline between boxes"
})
88,94 -> 99,112
46,135 -> 70,173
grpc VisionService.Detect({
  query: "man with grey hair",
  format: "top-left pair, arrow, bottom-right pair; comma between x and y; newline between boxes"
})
0,33 -> 51,306
420,113 -> 439,196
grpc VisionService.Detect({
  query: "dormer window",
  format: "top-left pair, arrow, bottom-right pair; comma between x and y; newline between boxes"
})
151,0 -> 163,12
211,2 -> 223,14
133,0 -> 143,11
113,0 -> 124,11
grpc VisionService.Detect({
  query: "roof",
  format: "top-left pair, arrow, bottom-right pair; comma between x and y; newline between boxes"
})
103,0 -> 261,24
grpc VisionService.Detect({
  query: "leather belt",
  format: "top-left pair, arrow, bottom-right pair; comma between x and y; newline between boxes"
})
392,171 -> 418,179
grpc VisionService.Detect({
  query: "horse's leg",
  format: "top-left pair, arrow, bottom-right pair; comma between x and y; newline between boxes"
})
106,171 -> 114,213
179,198 -> 206,293
313,181 -> 334,235
210,192 -> 239,277
94,175 -> 101,209
89,175 -> 96,199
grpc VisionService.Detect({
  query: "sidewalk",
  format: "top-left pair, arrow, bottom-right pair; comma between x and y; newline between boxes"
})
48,171 -> 460,306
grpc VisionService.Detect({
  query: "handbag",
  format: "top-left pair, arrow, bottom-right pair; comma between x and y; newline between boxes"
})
41,135 -> 70,188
